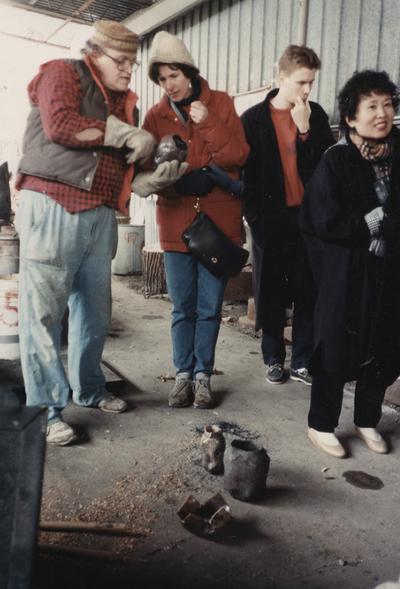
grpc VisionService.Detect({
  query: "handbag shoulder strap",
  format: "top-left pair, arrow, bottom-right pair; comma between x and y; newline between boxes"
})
168,98 -> 188,127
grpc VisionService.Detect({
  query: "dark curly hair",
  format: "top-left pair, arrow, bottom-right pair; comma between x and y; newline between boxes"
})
149,62 -> 199,85
338,69 -> 399,131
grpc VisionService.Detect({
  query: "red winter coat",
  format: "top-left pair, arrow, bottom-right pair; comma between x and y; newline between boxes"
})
142,77 -> 249,252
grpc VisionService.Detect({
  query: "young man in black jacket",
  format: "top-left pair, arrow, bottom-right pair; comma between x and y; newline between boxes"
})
241,45 -> 334,386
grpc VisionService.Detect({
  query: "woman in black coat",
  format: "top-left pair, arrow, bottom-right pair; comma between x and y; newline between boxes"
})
300,70 -> 400,458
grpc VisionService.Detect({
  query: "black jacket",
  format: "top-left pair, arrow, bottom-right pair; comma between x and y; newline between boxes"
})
299,129 -> 400,383
241,89 -> 335,330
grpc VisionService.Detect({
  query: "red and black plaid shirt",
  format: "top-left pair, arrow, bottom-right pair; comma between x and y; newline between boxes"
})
19,60 -> 129,213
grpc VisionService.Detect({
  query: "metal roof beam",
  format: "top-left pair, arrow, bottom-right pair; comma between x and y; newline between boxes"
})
123,0 -> 206,36
5,1 -> 86,24
45,0 -> 96,41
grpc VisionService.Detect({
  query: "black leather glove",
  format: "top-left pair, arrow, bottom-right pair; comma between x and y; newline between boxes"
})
204,164 -> 244,197
174,169 -> 214,197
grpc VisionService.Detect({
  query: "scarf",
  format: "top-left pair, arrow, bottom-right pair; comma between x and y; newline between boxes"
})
351,131 -> 393,177
169,77 -> 201,122
351,132 -> 394,258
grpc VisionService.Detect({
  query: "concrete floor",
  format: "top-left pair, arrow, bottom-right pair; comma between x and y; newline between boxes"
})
4,276 -> 400,589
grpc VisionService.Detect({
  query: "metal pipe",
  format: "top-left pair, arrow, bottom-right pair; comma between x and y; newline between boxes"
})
39,520 -> 144,537
297,0 -> 309,45
0,30 -> 70,50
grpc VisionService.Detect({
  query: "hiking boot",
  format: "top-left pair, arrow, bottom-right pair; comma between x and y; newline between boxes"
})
290,367 -> 312,386
98,392 -> 127,413
168,378 -> 194,408
265,364 -> 285,384
47,420 -> 77,446
193,375 -> 215,409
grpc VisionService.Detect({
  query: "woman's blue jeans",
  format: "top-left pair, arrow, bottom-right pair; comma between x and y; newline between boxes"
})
163,252 -> 227,377
16,190 -> 118,422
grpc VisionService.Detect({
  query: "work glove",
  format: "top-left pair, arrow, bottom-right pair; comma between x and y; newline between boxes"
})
364,206 -> 384,237
132,160 -> 189,197
204,164 -> 244,197
369,237 -> 386,258
104,115 -> 155,164
174,168 -> 214,197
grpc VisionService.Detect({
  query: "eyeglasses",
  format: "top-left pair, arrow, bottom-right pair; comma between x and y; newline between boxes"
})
101,49 -> 139,72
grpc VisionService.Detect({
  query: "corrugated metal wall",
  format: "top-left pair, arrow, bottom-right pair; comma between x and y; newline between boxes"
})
134,0 -> 400,123
133,0 -> 400,243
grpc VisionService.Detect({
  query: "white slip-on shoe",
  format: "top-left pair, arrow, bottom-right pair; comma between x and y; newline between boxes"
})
308,427 -> 346,458
355,427 -> 388,454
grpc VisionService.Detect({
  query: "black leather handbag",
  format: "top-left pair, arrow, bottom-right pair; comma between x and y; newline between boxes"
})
182,212 -> 249,278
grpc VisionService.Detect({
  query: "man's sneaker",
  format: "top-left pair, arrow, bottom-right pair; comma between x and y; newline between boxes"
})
193,375 -> 215,409
98,392 -> 127,413
47,420 -> 77,446
290,367 -> 312,386
168,379 -> 194,408
266,364 -> 285,384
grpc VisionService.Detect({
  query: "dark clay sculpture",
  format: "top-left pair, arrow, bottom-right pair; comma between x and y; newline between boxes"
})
153,134 -> 188,167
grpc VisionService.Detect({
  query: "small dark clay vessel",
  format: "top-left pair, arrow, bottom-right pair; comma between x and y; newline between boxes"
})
223,439 -> 270,501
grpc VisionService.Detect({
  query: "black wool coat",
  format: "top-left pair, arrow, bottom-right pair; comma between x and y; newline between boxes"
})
241,89 -> 335,331
299,129 -> 400,384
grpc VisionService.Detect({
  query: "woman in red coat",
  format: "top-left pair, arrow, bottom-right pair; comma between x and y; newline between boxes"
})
133,31 -> 249,409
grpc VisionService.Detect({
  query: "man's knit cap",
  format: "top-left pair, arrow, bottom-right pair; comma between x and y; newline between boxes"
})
90,20 -> 139,56
148,31 -> 198,74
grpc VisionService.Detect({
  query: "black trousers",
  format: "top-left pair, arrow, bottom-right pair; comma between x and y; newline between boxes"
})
308,363 -> 387,432
261,213 -> 314,369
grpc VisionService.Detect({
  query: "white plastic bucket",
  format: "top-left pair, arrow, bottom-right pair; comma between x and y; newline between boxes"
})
0,235 -> 19,274
0,276 -> 19,360
112,224 -> 145,275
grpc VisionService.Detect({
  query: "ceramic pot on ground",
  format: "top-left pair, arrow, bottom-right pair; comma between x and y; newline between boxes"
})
223,438 -> 269,501
200,425 -> 226,475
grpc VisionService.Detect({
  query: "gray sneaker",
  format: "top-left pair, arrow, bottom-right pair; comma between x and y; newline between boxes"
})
193,375 -> 215,409
47,420 -> 77,446
168,379 -> 194,408
98,392 -> 128,413
290,367 -> 312,386
266,363 -> 286,384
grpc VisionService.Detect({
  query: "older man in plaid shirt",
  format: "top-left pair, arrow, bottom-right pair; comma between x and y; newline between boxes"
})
16,20 -> 187,445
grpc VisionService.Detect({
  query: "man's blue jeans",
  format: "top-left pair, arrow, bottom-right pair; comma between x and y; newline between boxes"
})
163,252 -> 227,377
16,190 -> 118,423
